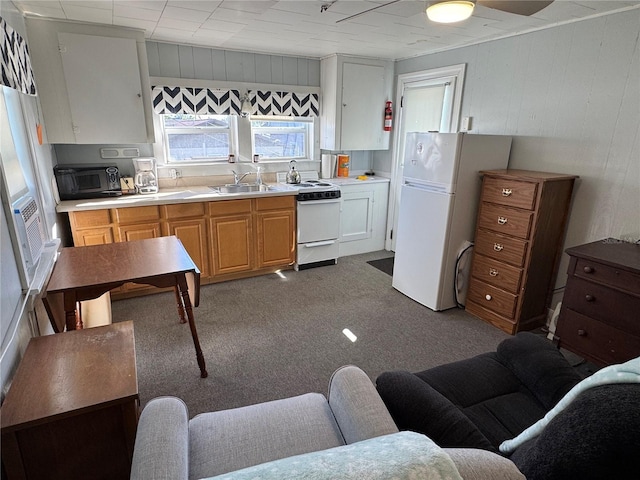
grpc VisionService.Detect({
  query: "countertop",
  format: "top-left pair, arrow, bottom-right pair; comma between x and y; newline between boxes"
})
55,176 -> 391,213
55,184 -> 297,212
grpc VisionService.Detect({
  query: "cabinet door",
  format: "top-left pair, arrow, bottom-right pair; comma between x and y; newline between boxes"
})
340,190 -> 374,243
209,215 -> 253,275
166,219 -> 209,277
341,63 -> 386,150
73,227 -> 115,246
255,210 -> 295,268
58,32 -> 147,144
118,223 -> 161,242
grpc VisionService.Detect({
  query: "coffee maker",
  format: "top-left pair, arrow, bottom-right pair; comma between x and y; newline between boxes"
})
132,157 -> 158,194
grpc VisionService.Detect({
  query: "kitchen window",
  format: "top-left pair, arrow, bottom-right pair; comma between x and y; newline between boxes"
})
250,117 -> 312,161
162,114 -> 238,163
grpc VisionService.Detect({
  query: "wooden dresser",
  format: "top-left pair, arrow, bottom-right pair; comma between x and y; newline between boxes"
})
466,170 -> 577,334
556,239 -> 640,365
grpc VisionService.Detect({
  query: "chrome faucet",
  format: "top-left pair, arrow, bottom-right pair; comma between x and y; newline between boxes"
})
232,170 -> 250,184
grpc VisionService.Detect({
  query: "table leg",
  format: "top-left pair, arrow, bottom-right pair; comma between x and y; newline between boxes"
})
64,295 -> 83,331
177,277 -> 208,378
174,286 -> 187,324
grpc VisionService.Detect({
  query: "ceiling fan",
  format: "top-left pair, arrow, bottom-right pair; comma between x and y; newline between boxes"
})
334,1 -> 554,24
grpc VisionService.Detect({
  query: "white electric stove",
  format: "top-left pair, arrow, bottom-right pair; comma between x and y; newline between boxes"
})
276,172 -> 341,270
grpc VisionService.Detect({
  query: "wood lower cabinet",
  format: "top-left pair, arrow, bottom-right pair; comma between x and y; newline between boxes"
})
466,170 -> 577,334
209,200 -> 253,276
255,197 -> 296,268
66,195 -> 296,298
556,239 -> 640,365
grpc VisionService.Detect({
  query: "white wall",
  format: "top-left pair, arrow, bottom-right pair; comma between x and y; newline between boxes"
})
393,10 -> 640,296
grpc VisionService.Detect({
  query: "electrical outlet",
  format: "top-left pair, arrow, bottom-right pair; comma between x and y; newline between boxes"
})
170,168 -> 181,179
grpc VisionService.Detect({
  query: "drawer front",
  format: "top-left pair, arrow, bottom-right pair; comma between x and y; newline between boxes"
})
467,280 -> 518,319
477,203 -> 533,239
471,254 -> 522,294
474,230 -> 528,267
255,196 -> 295,211
209,199 -> 251,216
70,210 -> 111,228
562,277 -> 640,336
163,202 -> 205,219
465,300 -> 516,334
557,308 -> 640,365
572,257 -> 640,295
482,177 -> 537,210
114,206 -> 160,224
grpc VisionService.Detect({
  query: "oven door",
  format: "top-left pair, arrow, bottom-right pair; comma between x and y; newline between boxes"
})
297,198 -> 341,243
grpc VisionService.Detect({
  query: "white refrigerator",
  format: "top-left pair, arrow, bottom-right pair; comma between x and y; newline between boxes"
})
392,132 -> 512,311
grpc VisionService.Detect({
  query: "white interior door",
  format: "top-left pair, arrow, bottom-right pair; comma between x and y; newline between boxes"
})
387,65 -> 465,251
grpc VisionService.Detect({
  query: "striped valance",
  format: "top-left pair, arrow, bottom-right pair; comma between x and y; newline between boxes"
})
152,86 -> 318,117
1,17 -> 37,95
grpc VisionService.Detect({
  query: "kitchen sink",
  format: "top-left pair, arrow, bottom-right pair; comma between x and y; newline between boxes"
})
210,184 -> 273,194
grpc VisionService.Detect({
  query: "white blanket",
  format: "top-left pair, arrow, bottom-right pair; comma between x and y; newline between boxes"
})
499,356 -> 640,453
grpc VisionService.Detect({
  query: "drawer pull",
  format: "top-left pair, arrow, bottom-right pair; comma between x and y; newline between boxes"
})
585,294 -> 595,302
577,329 -> 587,337
502,188 -> 512,197
489,268 -> 499,277
485,294 -> 492,301
497,216 -> 508,225
583,266 -> 594,274
493,243 -> 504,252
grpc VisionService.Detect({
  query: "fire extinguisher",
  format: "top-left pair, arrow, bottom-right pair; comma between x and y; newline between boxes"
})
384,101 -> 393,131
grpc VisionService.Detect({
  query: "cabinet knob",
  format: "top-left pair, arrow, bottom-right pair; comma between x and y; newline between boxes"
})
493,243 -> 504,251
583,266 -> 594,274
497,216 -> 508,225
585,294 -> 595,302
489,268 -> 499,277
577,329 -> 587,337
485,294 -> 492,301
502,188 -> 512,196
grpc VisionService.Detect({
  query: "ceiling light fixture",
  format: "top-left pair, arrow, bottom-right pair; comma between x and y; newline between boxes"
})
426,1 -> 475,23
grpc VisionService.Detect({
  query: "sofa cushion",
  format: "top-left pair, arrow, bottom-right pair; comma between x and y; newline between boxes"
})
497,332 -> 582,410
203,431 -> 462,480
189,393 -> 344,479
376,370 -> 495,451
412,352 -> 549,447
509,384 -> 640,480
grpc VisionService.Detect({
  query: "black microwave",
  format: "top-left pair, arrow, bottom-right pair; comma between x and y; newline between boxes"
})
54,165 -> 122,200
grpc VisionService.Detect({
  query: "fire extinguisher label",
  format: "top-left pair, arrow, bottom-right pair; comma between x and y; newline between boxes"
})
384,101 -> 392,132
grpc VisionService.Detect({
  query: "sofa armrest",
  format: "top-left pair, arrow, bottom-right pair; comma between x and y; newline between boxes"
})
497,332 -> 582,409
327,365 -> 398,444
376,370 -> 495,451
445,448 -> 525,480
130,397 -> 189,480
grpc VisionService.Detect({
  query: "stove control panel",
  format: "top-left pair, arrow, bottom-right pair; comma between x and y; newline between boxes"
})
297,190 -> 341,201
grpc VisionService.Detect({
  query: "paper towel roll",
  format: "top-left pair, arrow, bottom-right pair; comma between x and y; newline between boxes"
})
321,154 -> 336,179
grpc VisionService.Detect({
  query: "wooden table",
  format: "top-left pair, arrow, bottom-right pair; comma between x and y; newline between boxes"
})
1,322 -> 139,480
43,236 -> 208,378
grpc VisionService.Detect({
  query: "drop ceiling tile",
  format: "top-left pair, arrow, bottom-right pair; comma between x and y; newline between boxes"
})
220,1 -> 278,15
167,0 -> 222,13
157,17 -> 201,32
62,4 -> 113,24
113,16 -> 158,35
113,4 -> 163,21
199,18 -> 247,33
62,0 -> 112,10
162,5 -> 213,22
113,0 -> 166,11
208,7 -> 260,22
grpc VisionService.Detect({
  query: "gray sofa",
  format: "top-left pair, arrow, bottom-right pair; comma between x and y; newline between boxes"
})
130,365 -> 524,480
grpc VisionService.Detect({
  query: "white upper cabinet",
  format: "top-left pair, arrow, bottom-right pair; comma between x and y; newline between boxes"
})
321,55 -> 393,151
25,18 -> 154,144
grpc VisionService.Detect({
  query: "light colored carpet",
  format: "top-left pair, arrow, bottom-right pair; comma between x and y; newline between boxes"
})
111,251 -> 510,418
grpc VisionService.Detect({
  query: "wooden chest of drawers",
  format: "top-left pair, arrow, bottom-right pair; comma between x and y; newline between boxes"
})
556,239 -> 640,365
466,170 -> 577,334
